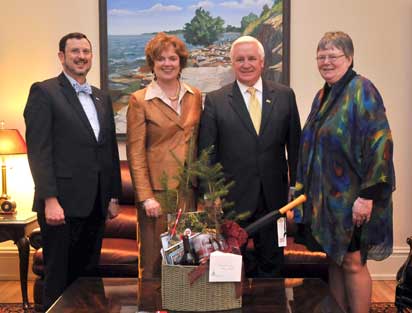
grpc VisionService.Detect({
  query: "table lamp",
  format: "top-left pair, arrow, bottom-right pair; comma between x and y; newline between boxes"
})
0,121 -> 27,214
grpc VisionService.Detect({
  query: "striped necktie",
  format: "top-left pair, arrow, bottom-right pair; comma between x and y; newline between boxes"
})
247,87 -> 261,134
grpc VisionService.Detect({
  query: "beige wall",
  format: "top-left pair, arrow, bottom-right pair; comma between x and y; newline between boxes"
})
0,0 -> 410,278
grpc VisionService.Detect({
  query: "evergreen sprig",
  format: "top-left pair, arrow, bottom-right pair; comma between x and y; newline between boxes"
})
158,135 -> 198,214
157,171 -> 178,214
170,134 -> 197,213
158,142 -> 236,236
192,146 -> 235,234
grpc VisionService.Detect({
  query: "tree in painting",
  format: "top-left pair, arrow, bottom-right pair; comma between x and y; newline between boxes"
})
183,8 -> 225,47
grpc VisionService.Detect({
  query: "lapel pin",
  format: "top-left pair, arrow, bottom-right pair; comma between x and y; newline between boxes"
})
265,99 -> 271,104
95,97 -> 100,101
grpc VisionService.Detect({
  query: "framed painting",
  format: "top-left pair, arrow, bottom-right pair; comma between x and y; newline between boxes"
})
99,0 -> 290,137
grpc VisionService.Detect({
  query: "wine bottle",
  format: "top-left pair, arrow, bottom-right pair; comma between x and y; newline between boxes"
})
180,235 -> 197,266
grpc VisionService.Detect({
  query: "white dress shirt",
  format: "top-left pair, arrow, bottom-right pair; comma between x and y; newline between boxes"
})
64,72 -> 100,140
237,77 -> 263,112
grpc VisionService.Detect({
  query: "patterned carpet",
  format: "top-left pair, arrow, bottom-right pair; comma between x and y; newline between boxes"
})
0,302 -> 409,313
371,302 -> 410,313
0,304 -> 35,313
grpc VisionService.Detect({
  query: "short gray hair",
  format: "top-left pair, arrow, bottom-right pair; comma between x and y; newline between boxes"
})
230,36 -> 265,61
317,31 -> 354,58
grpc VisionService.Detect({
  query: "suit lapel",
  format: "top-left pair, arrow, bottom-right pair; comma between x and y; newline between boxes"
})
91,90 -> 106,142
180,92 -> 195,129
58,73 -> 98,142
230,82 -> 257,136
260,80 -> 276,135
151,97 -> 184,129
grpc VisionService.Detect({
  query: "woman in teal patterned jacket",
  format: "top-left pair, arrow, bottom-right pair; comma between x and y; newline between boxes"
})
294,31 -> 395,313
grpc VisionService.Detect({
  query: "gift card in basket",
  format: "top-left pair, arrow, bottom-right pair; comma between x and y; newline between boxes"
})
209,251 -> 242,282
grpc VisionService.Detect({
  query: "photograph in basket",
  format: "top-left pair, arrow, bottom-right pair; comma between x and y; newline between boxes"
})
191,233 -> 227,263
163,232 -> 201,265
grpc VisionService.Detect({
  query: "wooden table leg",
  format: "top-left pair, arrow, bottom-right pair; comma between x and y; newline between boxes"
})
16,236 -> 30,311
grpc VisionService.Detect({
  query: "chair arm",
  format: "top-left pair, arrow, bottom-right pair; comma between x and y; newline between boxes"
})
29,227 -> 42,250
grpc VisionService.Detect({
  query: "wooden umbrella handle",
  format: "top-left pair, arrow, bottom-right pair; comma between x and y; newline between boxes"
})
244,194 -> 307,236
278,194 -> 307,215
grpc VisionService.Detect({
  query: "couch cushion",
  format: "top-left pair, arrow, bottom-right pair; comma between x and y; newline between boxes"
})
100,238 -> 138,265
284,237 -> 327,264
244,235 -> 328,279
104,206 -> 136,239
32,237 -> 138,277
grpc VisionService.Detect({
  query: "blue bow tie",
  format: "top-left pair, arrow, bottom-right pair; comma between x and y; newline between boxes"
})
73,82 -> 92,95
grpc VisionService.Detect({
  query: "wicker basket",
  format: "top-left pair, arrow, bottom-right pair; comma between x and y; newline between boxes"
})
161,263 -> 242,311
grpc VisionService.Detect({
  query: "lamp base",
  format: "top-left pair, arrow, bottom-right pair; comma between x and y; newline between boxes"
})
0,196 -> 16,214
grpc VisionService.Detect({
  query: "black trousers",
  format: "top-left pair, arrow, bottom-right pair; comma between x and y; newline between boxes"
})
37,192 -> 106,310
240,186 -> 284,278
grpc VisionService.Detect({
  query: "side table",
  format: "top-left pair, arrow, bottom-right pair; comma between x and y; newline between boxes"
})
0,211 -> 38,311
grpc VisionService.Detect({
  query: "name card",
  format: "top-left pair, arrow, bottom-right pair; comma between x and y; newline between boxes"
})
209,251 -> 242,282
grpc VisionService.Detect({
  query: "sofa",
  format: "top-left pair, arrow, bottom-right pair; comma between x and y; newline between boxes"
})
29,160 -> 328,312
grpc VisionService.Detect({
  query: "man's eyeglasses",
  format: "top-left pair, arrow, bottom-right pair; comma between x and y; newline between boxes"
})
316,54 -> 345,63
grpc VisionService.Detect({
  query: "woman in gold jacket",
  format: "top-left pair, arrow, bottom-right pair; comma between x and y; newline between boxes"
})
126,32 -> 202,279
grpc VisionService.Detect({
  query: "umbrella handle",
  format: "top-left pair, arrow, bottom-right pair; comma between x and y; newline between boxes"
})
243,194 -> 307,236
278,194 -> 307,215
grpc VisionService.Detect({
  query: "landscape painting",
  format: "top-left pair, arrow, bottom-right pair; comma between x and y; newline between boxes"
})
99,0 -> 290,136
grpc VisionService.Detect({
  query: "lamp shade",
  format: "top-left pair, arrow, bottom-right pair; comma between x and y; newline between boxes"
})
0,129 -> 27,155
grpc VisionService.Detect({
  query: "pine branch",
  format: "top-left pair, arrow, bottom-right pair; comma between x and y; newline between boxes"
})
194,146 -> 236,235
170,135 -> 197,213
157,171 -> 178,214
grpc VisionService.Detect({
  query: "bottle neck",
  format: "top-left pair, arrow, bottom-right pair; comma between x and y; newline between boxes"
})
183,235 -> 191,252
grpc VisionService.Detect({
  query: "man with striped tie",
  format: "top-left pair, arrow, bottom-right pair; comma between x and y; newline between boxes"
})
198,36 -> 301,277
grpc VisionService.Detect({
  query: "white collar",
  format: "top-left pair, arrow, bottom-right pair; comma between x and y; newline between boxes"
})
237,77 -> 263,95
144,80 -> 194,101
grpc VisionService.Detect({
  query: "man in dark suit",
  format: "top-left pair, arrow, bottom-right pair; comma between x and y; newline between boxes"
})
24,32 -> 121,310
198,36 -> 301,277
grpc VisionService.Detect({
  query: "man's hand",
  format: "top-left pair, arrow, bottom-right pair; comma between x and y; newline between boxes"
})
107,199 -> 119,219
44,197 -> 65,226
352,197 -> 372,227
143,198 -> 162,218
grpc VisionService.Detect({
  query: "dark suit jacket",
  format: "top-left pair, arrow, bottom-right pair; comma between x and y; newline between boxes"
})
198,79 -> 301,216
24,73 -> 121,218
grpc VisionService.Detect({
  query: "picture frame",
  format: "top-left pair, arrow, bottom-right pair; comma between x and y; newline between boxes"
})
99,0 -> 291,138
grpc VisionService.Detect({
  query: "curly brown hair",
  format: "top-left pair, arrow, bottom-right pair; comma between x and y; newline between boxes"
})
145,32 -> 189,72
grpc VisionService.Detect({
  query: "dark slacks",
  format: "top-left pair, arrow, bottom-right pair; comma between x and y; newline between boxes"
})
37,192 -> 105,310
240,186 -> 284,278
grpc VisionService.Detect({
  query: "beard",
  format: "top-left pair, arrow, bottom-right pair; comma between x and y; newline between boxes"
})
64,58 -> 91,78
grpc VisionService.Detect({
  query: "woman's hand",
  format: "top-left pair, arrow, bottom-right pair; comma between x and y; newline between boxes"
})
143,198 -> 162,218
352,197 -> 372,227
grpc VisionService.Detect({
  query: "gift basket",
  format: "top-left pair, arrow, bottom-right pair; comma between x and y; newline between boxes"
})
158,145 -> 306,311
161,262 -> 241,311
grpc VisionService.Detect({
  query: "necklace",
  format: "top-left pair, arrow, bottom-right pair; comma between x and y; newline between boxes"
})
168,82 -> 180,101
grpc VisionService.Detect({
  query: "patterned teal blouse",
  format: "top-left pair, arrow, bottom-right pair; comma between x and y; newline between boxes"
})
294,69 -> 395,265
